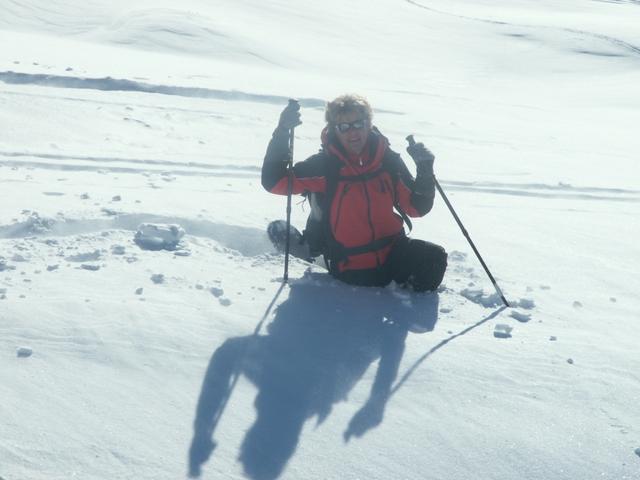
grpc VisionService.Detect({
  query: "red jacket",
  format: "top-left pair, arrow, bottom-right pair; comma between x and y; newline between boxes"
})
262,127 -> 435,273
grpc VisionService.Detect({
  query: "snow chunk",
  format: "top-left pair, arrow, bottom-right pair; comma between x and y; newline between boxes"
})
111,245 -> 126,255
510,310 -> 531,323
494,324 -> 513,339
20,212 -> 56,235
66,250 -> 102,262
17,347 -> 33,358
461,288 -> 502,308
448,250 -> 467,262
210,287 -> 224,297
151,274 -> 165,284
134,223 -> 185,251
101,207 -> 119,216
573,301 -> 583,308
513,298 -> 535,310
0,258 -> 15,272
635,448 -> 640,458
81,264 -> 101,271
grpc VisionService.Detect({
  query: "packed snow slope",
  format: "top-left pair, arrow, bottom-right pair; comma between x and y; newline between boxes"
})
1,1 -> 639,479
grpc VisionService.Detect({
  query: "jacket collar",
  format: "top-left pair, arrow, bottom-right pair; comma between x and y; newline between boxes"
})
321,126 -> 388,173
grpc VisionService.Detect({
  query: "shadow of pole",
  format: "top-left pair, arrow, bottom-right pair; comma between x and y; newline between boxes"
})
188,273 -> 439,480
188,282 -> 286,478
389,305 -> 507,398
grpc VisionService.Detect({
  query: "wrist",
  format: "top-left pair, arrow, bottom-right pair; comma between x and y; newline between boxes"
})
273,125 -> 290,137
416,162 -> 434,176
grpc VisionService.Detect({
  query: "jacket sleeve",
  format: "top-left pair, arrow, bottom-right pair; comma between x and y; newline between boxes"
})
261,128 -> 327,195
388,151 -> 435,217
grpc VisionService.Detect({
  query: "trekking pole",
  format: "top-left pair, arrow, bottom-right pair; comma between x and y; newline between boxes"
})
283,99 -> 297,282
406,135 -> 509,307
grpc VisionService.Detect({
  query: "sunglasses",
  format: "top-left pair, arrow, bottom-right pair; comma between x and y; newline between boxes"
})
335,119 -> 366,133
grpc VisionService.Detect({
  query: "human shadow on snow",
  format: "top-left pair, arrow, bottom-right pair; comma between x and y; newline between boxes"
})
188,272 -> 439,480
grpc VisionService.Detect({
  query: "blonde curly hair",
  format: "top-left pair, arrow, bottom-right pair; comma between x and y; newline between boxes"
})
325,94 -> 373,126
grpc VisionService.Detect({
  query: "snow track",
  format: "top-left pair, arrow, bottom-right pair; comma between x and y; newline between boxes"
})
405,0 -> 640,59
0,213 -> 272,257
0,151 -> 261,177
0,71 -> 327,108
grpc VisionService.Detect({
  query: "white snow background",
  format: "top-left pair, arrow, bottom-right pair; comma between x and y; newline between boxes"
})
1,0 -> 639,479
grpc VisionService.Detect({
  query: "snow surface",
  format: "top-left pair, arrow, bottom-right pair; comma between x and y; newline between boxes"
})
1,1 -> 639,479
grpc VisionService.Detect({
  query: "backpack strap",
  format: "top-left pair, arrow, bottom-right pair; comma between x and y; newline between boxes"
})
382,152 -> 413,234
320,151 -> 415,273
321,154 -> 343,273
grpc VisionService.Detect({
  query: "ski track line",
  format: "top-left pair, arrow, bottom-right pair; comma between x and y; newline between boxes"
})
0,159 -> 259,179
444,180 -> 639,195
2,153 -> 637,202
0,72 -> 403,115
0,213 -> 273,258
0,71 -> 327,108
0,88 -> 230,118
405,0 -> 640,58
440,183 -> 640,203
0,150 -> 260,174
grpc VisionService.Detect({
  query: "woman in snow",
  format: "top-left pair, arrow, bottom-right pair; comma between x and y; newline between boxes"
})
261,94 -> 447,292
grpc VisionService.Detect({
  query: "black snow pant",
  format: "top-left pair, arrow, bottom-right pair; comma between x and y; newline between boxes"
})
332,236 -> 448,292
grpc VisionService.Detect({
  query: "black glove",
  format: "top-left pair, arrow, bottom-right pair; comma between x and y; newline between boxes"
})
406,142 -> 435,174
277,99 -> 302,131
406,141 -> 435,195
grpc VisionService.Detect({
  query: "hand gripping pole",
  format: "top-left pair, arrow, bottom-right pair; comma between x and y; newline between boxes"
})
407,135 -> 509,307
